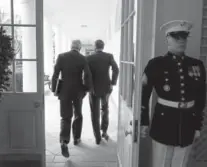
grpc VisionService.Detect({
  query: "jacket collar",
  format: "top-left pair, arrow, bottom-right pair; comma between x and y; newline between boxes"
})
166,51 -> 185,61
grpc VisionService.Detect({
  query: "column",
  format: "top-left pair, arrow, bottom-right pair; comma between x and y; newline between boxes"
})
20,0 -> 36,92
44,17 -> 53,76
53,25 -> 62,61
61,29 -> 67,52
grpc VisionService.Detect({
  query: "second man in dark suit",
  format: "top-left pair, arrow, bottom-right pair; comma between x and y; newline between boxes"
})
86,40 -> 119,144
51,40 -> 92,158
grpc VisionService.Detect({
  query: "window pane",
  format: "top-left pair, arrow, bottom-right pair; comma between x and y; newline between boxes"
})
14,26 -> 36,59
13,0 -> 36,25
15,61 -> 37,92
200,56 -> 206,67
201,47 -> 207,57
0,0 -> 11,24
1,26 -> 12,36
203,19 -> 207,26
0,26 -> 13,92
1,65 -> 13,92
201,37 -> 207,46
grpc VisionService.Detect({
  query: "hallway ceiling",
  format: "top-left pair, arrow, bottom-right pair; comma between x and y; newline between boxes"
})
44,0 -> 111,42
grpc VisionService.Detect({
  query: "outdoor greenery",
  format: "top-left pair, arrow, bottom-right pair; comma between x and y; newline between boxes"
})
0,26 -> 15,99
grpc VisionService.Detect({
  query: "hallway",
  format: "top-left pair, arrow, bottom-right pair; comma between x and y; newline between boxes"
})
44,89 -> 118,167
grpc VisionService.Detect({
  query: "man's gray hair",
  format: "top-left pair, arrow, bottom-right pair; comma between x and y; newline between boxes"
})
71,40 -> 82,50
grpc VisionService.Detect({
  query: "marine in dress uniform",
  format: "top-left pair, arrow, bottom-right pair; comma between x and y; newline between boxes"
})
86,40 -> 119,144
51,40 -> 92,158
141,20 -> 206,167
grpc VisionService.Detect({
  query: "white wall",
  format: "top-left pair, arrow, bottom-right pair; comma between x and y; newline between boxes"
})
104,0 -> 121,108
43,17 -> 53,76
105,30 -> 121,108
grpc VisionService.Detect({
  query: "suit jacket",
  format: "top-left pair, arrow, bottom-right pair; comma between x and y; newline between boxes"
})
141,52 -> 206,147
52,50 -> 92,100
86,51 -> 119,97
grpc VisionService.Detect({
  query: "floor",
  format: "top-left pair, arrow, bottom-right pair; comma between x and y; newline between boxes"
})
44,89 -> 118,167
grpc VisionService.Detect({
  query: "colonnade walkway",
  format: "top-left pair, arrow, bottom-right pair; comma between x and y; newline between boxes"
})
44,88 -> 118,167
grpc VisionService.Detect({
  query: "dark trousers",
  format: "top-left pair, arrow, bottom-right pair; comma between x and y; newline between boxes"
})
59,97 -> 83,144
89,92 -> 110,140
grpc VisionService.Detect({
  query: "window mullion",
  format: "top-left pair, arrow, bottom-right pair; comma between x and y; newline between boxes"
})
11,0 -> 16,92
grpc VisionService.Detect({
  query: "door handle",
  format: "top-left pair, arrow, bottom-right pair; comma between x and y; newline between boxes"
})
34,101 -> 41,108
125,130 -> 132,136
130,120 -> 132,126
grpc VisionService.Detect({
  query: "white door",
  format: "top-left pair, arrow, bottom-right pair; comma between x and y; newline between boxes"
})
117,0 -> 157,166
0,0 -> 45,166
117,0 -> 142,166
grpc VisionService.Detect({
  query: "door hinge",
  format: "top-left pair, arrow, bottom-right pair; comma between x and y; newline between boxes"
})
133,120 -> 138,142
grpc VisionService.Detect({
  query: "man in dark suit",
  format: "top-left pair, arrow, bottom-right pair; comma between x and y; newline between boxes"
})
51,40 -> 92,158
86,40 -> 119,144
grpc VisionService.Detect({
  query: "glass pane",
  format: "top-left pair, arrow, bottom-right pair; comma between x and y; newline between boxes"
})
203,19 -> 207,26
15,61 -> 37,92
1,65 -> 13,92
201,47 -> 207,56
200,56 -> 206,67
201,37 -> 207,46
203,9 -> 207,17
204,0 -> 207,6
202,28 -> 207,36
14,26 -> 36,59
13,0 -> 36,25
0,0 -> 11,24
0,26 -> 13,92
0,26 -> 12,36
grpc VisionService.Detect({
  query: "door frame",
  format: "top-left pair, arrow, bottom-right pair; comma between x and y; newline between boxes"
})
36,0 -> 45,166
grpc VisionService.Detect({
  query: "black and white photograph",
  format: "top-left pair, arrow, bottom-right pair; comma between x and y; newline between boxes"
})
0,0 -> 206,167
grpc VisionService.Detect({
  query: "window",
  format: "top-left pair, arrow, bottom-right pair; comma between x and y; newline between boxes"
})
119,0 -> 136,108
0,0 -> 37,93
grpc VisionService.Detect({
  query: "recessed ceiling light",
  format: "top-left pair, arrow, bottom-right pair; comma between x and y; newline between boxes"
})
81,25 -> 88,27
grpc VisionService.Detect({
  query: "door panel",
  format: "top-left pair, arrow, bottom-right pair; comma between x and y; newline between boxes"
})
118,98 -> 133,167
0,94 -> 44,154
0,0 -> 44,166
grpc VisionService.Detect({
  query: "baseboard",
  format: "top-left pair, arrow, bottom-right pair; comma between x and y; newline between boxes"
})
0,154 -> 43,167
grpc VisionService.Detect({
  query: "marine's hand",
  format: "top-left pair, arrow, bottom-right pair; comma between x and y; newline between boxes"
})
140,126 -> 149,138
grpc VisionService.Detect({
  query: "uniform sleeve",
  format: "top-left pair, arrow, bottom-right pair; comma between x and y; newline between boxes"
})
51,54 -> 61,92
194,61 -> 206,130
141,59 -> 154,126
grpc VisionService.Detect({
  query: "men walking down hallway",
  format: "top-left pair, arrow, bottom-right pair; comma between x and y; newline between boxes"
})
51,40 -> 92,158
86,40 -> 119,144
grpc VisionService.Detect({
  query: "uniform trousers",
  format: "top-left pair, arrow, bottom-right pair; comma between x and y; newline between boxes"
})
89,92 -> 110,140
152,140 -> 192,167
59,96 -> 83,144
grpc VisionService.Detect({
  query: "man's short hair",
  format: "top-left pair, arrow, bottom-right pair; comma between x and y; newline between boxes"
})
71,40 -> 82,50
95,40 -> 104,49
